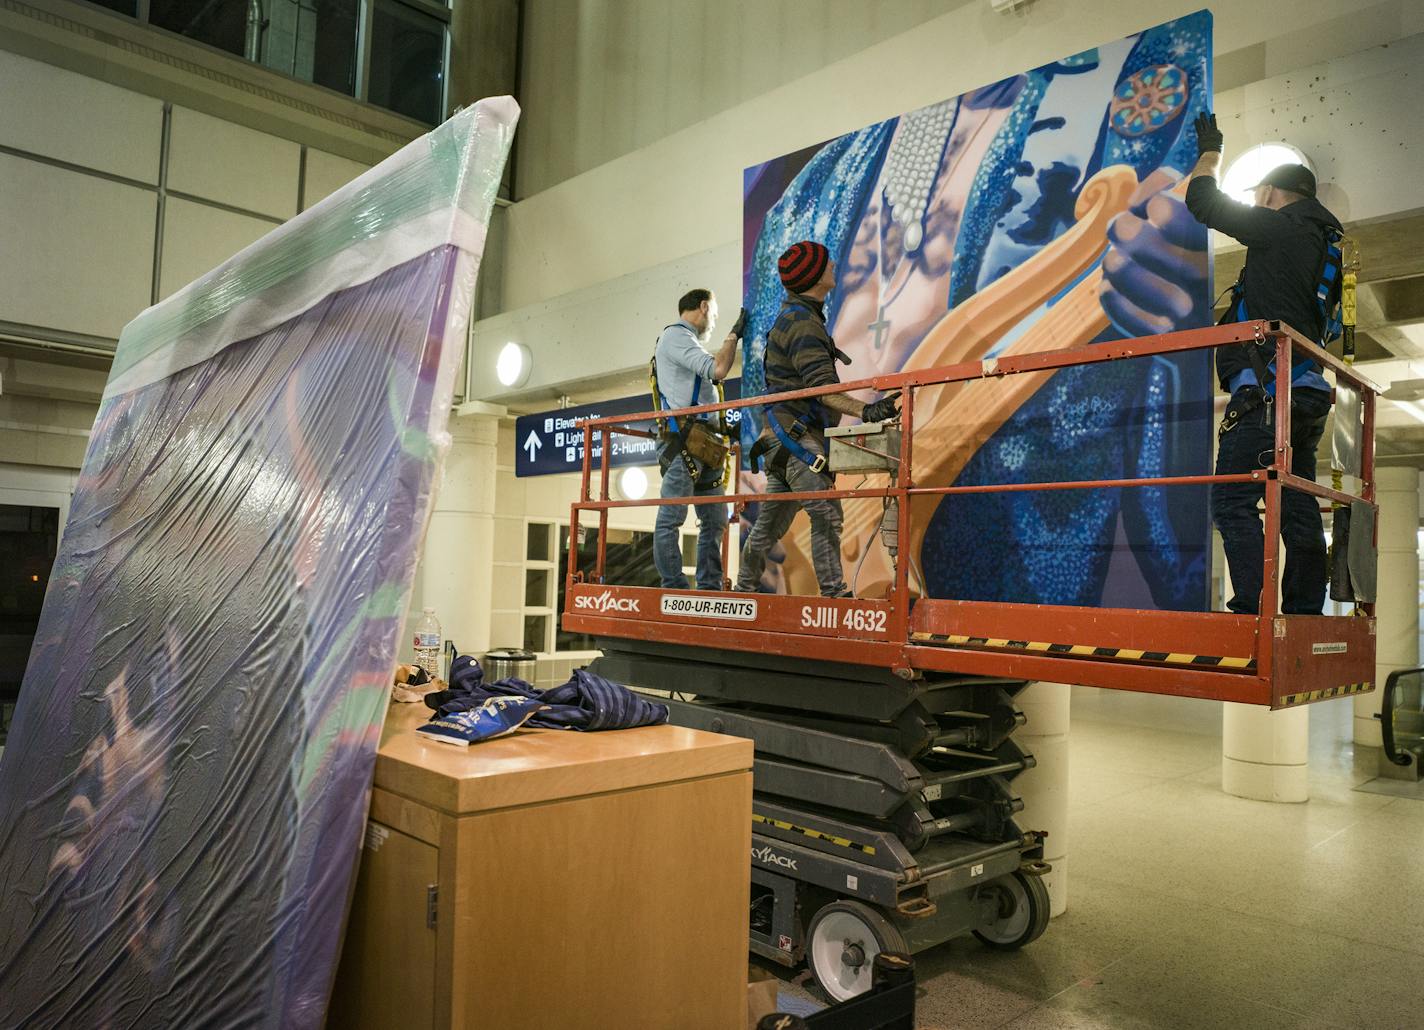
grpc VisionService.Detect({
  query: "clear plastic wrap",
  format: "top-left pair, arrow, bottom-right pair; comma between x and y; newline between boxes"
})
0,97 -> 517,1029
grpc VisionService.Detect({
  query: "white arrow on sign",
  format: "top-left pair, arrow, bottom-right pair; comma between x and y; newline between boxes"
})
523,430 -> 543,462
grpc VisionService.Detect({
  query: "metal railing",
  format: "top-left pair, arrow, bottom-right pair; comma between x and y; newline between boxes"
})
1378,667 -> 1423,770
566,320 -> 1376,625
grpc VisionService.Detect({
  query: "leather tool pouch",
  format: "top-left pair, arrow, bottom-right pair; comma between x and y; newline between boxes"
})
682,420 -> 730,469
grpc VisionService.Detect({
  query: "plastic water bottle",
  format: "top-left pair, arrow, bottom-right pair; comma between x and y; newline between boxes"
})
413,608 -> 442,680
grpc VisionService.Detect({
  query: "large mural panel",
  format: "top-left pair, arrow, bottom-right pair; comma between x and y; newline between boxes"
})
0,99 -> 517,1028
741,11 -> 1215,609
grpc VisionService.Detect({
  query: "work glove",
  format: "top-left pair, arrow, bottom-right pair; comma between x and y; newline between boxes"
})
861,393 -> 900,423
1192,112 -> 1223,157
731,306 -> 748,339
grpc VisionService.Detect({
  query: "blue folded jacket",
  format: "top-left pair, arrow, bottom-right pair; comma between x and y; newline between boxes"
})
424,655 -> 669,731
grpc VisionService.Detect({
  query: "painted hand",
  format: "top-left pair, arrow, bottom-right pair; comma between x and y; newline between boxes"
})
1098,169 -> 1210,338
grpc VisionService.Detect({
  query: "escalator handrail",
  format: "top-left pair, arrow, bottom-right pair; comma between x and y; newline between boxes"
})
1377,667 -> 1423,767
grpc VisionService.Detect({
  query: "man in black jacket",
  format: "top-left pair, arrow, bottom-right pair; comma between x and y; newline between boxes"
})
1185,112 -> 1343,616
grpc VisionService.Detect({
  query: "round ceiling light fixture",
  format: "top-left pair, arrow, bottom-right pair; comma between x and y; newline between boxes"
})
495,341 -> 531,388
1221,142 -> 1313,206
619,465 -> 649,501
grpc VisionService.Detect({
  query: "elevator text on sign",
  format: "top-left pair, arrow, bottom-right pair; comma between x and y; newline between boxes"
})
800,604 -> 887,633
660,595 -> 758,621
515,379 -> 742,477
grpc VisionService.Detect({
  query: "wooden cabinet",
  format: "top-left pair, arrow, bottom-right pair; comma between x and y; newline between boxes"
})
330,702 -> 753,1030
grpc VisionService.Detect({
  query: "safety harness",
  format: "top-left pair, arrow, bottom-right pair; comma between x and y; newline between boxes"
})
747,299 -> 841,476
750,401 -> 829,475
1224,219 -> 1345,397
649,326 -> 730,486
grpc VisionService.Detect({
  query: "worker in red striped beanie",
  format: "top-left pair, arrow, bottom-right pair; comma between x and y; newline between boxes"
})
736,242 -> 899,597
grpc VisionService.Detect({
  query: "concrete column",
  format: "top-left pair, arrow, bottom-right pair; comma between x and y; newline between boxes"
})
1222,702 -> 1309,802
415,413 -> 500,659
1219,524 -> 1311,802
1355,466 -> 1419,746
1013,681 -> 1069,917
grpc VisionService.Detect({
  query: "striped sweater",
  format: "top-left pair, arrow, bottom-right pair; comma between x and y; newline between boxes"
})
763,292 -> 841,443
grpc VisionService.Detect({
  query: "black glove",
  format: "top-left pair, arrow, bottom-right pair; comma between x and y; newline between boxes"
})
1193,112 -> 1223,157
731,306 -> 748,339
861,393 -> 900,423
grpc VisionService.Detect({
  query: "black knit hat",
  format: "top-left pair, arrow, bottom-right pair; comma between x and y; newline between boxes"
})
778,241 -> 830,293
1255,163 -> 1316,198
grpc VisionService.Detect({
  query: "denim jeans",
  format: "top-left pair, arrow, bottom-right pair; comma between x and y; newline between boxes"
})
653,443 -> 726,590
1211,387 -> 1331,615
736,439 -> 847,596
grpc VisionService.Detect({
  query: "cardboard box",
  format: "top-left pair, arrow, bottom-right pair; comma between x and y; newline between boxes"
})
747,965 -> 781,1029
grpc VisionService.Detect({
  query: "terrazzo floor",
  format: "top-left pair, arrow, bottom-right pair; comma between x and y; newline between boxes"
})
757,685 -> 1424,1029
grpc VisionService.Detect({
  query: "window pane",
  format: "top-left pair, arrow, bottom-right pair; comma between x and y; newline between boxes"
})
527,522 -> 551,562
1,505 -> 59,744
311,0 -> 360,96
522,615 -> 547,654
85,0 -> 139,16
524,568 -> 549,608
368,0 -> 445,124
259,0 -> 357,94
150,0 -> 249,58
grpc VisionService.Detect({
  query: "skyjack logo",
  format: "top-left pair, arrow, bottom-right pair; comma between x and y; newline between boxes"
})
752,845 -> 797,871
573,591 -> 640,614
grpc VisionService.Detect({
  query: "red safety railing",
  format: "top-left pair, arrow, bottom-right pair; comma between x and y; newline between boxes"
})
562,321 -> 1379,708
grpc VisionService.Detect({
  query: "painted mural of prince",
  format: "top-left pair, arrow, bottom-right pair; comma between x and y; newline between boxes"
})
741,10 -> 1216,611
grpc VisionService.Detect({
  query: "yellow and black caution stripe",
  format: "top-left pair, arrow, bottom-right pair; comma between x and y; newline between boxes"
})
753,813 -> 877,856
1279,682 -> 1372,707
910,632 -> 1255,670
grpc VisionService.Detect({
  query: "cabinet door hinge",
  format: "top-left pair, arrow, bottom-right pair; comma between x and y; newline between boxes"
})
426,884 -> 438,929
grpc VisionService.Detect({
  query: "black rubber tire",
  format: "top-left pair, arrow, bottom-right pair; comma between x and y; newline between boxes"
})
972,870 -> 1050,951
806,900 -> 909,1002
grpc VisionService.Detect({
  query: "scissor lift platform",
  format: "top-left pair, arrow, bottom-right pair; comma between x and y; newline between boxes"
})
565,321 -> 1381,710
568,586 -> 1375,709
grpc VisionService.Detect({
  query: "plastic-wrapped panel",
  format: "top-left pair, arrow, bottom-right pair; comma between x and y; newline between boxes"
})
0,97 -> 517,1029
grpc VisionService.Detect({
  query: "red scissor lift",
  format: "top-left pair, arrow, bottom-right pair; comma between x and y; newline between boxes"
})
562,321 -> 1379,999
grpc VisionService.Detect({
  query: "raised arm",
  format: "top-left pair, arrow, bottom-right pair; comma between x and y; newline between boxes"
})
1184,112 -> 1288,248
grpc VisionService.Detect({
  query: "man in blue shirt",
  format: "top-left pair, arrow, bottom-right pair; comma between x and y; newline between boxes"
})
1185,112 -> 1343,615
652,289 -> 739,590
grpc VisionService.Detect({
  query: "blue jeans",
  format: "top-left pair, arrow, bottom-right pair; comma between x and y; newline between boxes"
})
654,444 -> 726,590
1212,387 -> 1331,615
735,439 -> 847,596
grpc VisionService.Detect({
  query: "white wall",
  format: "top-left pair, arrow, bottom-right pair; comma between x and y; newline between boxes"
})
517,0 -> 968,195
473,0 -> 1424,402
0,48 -> 372,352
516,0 -> 1424,200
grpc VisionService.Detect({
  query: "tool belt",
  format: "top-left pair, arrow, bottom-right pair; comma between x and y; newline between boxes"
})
650,328 -> 730,486
679,418 -> 731,470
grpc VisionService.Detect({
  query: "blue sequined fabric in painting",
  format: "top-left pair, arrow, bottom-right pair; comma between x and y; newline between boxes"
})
740,11 -> 1215,610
